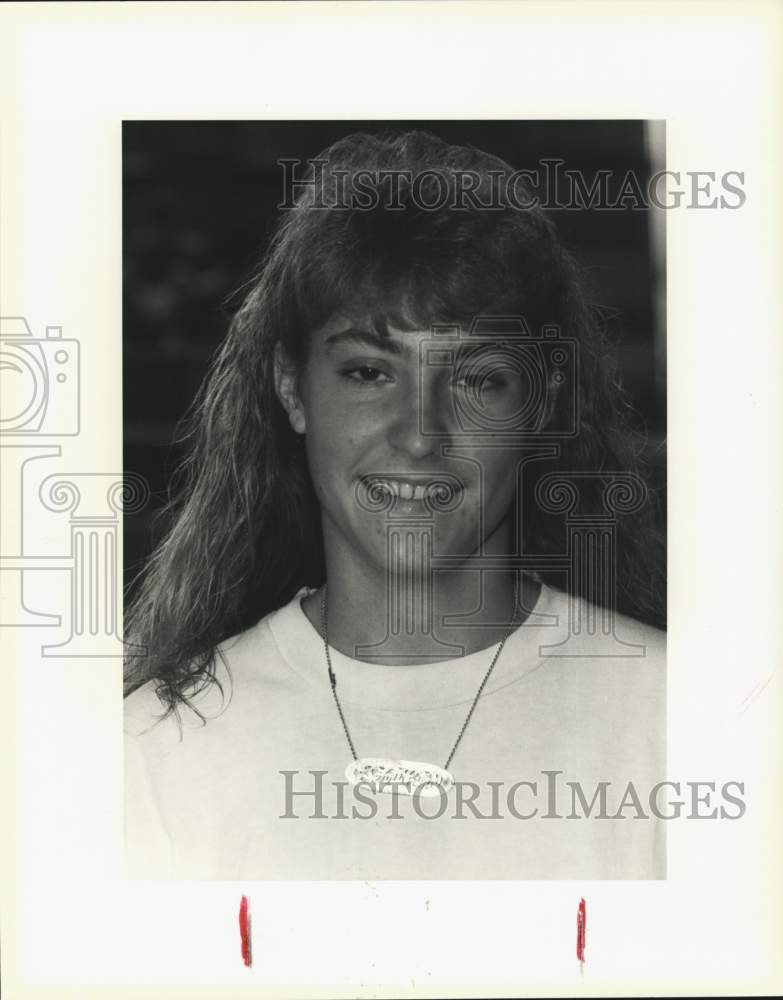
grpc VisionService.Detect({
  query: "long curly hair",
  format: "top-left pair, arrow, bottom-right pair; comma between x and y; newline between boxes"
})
124,130 -> 666,714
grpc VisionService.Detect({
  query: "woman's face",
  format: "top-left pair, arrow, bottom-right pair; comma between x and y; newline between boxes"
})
278,311 -> 535,577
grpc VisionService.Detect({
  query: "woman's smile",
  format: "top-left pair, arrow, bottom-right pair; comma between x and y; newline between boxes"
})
357,473 -> 465,507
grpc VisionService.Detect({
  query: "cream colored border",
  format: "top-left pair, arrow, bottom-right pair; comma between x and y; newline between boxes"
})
1,2 -> 782,997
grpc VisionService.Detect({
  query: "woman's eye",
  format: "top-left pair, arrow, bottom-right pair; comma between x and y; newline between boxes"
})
342,365 -> 391,385
451,372 -> 507,392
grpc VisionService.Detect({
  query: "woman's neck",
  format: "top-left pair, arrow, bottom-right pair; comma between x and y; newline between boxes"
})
301,563 -> 541,665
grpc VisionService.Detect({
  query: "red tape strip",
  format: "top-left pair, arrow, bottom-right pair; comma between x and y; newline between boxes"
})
239,895 -> 252,967
576,897 -> 587,963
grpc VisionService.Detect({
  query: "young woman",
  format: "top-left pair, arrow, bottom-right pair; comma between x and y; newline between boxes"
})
124,130 -> 666,880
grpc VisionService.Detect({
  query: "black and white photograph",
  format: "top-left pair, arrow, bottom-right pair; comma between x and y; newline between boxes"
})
2,3 -> 781,996
123,121 -> 668,880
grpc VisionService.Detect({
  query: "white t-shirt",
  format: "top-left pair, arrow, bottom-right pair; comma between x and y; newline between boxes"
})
124,584 -> 666,880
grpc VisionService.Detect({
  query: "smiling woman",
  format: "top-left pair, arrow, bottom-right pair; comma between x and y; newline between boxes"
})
123,129 -> 666,880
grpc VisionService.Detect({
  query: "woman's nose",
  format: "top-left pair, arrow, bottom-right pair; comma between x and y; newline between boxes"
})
386,377 -> 452,460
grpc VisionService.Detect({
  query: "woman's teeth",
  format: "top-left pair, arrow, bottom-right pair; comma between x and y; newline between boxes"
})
375,480 -> 427,501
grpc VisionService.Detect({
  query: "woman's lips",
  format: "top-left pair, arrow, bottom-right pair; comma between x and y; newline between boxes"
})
361,475 -> 464,504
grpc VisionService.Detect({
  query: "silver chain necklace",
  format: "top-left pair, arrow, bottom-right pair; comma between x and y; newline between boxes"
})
320,575 -> 521,797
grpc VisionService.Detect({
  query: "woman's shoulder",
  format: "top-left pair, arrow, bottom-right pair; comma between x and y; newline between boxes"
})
538,585 -> 666,709
543,585 -> 665,658
123,592 -> 307,741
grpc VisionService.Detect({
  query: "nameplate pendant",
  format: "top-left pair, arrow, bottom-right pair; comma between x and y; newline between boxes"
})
345,758 -> 454,798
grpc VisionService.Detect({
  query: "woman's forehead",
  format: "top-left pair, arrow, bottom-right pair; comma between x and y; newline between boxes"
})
316,309 -> 528,343
313,314 -> 431,359
319,311 -> 434,339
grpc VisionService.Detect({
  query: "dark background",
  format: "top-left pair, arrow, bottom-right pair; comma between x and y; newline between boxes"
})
123,120 -> 666,596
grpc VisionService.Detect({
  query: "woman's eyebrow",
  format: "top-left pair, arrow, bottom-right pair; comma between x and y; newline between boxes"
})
324,327 -> 406,355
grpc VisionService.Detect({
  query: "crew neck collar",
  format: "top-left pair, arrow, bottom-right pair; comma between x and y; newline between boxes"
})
267,582 -> 560,711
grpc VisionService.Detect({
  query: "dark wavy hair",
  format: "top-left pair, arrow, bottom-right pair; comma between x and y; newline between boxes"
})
124,129 -> 666,713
